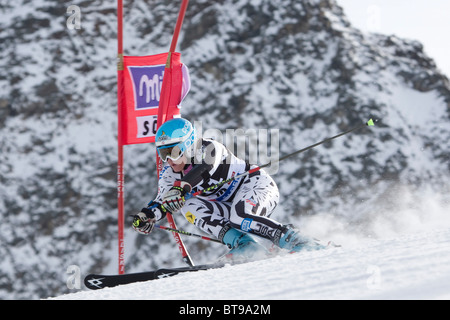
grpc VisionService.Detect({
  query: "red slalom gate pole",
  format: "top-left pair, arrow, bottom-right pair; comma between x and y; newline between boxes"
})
156,0 -> 194,267
117,0 -> 125,274
169,0 -> 189,53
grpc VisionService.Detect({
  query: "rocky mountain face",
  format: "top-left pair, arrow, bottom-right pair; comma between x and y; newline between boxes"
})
0,0 -> 449,299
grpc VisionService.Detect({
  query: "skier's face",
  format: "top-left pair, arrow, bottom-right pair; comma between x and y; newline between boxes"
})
167,154 -> 186,173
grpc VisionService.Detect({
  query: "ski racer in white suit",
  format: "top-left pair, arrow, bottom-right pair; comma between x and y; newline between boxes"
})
132,118 -> 317,259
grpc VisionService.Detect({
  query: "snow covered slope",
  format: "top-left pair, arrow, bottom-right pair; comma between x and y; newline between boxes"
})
54,199 -> 450,300
53,226 -> 450,300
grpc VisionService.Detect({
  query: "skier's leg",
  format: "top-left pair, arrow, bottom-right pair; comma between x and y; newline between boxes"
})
179,197 -> 231,239
180,197 -> 268,260
228,169 -> 284,243
228,169 -> 325,252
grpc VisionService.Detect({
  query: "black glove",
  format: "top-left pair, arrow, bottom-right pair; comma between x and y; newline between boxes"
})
162,181 -> 192,213
132,207 -> 157,235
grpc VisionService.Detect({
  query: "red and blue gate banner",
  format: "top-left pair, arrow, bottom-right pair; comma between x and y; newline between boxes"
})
119,52 -> 190,145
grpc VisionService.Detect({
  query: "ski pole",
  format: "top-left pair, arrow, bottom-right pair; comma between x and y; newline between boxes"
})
141,118 -> 376,239
186,118 -> 377,199
131,212 -> 222,243
155,224 -> 222,244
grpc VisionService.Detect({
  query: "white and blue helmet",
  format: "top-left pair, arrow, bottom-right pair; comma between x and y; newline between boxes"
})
155,118 -> 196,162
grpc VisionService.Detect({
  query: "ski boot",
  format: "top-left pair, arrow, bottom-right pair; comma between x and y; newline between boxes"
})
278,224 -> 326,253
219,227 -> 269,263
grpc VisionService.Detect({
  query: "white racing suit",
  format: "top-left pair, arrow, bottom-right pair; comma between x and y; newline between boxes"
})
153,138 -> 283,245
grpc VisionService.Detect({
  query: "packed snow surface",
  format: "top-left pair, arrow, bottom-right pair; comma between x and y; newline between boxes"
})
53,226 -> 450,300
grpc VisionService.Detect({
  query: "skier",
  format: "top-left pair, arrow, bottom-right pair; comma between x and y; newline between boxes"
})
132,118 -> 319,261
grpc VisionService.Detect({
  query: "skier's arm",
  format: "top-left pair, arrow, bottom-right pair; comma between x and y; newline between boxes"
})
132,203 -> 166,235
160,140 -> 225,213
132,165 -> 179,234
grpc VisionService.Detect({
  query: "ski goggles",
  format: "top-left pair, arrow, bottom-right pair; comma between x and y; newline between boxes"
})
157,144 -> 183,162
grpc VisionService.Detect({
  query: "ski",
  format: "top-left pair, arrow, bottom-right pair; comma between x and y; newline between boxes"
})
84,263 -> 225,290
84,239 -> 340,290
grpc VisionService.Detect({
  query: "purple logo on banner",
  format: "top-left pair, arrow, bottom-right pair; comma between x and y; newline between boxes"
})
128,65 -> 165,110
